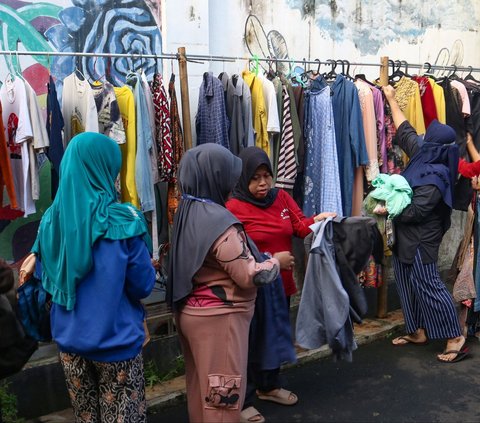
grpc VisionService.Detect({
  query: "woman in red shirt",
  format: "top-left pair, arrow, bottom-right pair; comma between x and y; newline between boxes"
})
227,147 -> 335,423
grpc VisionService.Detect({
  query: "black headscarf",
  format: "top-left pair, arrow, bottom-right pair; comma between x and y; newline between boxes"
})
401,120 -> 459,208
232,147 -> 279,208
167,144 -> 242,309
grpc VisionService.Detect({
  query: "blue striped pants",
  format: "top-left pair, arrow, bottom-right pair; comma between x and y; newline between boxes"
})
393,249 -> 461,339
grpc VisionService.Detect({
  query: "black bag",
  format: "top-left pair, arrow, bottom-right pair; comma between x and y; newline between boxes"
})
0,294 -> 38,379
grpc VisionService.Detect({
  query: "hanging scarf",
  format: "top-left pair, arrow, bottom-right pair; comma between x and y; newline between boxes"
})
401,120 -> 459,208
167,144 -> 242,309
232,146 -> 279,208
32,132 -> 149,311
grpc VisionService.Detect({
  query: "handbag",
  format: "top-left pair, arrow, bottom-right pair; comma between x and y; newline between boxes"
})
16,254 -> 52,342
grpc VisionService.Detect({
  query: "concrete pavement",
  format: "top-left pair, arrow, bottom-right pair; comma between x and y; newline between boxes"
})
31,310 -> 405,422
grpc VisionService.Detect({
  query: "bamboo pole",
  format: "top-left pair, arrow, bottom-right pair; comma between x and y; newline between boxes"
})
376,56 -> 389,318
177,47 -> 193,150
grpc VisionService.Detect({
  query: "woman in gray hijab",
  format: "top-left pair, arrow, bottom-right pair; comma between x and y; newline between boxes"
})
167,144 -> 292,423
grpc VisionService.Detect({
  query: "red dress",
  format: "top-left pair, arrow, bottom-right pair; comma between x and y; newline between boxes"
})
227,189 -> 314,296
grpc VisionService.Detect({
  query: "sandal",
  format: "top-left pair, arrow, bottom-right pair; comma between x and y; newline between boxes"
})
240,406 -> 265,423
437,345 -> 469,364
391,335 -> 428,346
256,388 -> 298,406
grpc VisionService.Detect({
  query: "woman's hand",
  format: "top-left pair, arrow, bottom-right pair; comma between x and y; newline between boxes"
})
313,212 -> 337,222
472,176 -> 480,191
382,84 -> 396,102
273,251 -> 295,270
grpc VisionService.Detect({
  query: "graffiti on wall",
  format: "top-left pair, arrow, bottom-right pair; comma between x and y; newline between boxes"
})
286,0 -> 479,55
0,0 -> 163,262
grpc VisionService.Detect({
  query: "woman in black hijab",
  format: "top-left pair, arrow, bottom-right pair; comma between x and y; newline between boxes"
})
383,85 -> 466,364
167,144 -> 292,423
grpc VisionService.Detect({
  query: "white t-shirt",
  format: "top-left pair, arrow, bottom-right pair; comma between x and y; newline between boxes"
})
25,81 -> 49,200
258,73 -> 280,133
0,75 -> 36,216
62,72 -> 99,146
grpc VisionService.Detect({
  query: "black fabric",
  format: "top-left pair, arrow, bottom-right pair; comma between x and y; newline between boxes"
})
0,260 -> 13,294
332,217 -> 381,322
167,144 -> 242,309
232,147 -> 279,208
439,78 -> 472,211
393,185 -> 451,265
0,295 -> 38,379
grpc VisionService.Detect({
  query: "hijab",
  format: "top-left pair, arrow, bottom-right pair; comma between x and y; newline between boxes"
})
167,144 -> 242,309
32,132 -> 149,311
232,146 -> 279,207
401,120 -> 459,208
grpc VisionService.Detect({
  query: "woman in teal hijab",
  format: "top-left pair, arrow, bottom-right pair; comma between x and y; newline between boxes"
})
32,132 -> 155,422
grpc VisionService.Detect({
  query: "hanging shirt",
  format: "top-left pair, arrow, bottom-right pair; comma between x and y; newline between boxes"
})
394,76 -> 426,135
450,80 -> 471,117
151,73 -> 173,182
46,76 -> 65,199
411,76 -> 438,129
0,101 -> 18,209
195,72 -> 229,149
331,75 -> 368,217
140,72 -> 160,185
61,72 -> 99,146
167,74 -> 184,225
242,70 -> 269,154
0,75 -> 35,216
114,85 -> 139,208
354,79 -> 379,182
371,87 -> 387,173
91,81 -> 126,144
303,78 -> 343,216
218,72 -> 254,155
126,73 -> 155,212
428,78 -> 446,124
24,81 -> 48,201
258,72 -> 280,133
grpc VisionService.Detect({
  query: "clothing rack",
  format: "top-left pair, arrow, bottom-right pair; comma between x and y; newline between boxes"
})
3,48 -> 473,317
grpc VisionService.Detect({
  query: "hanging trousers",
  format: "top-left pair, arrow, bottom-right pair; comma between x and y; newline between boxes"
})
393,248 -> 461,339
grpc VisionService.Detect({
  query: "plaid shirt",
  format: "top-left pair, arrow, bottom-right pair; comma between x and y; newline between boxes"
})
195,72 -> 229,148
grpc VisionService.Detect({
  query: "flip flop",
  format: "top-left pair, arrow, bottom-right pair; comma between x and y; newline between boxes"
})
392,336 -> 429,347
437,347 -> 469,364
240,406 -> 265,423
256,388 -> 298,406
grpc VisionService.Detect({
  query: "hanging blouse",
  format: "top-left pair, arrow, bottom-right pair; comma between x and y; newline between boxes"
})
45,75 -> 64,199
428,78 -> 446,124
303,78 -> 342,216
0,101 -> 18,209
394,76 -> 425,135
151,73 -> 173,182
242,70 -> 269,154
411,76 -> 438,129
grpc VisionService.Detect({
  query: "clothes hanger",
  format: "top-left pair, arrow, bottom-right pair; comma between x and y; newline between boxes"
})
324,59 -> 337,81
400,60 -> 412,78
464,66 -> 480,83
388,60 -> 404,84
447,64 -> 460,81
341,60 -> 354,81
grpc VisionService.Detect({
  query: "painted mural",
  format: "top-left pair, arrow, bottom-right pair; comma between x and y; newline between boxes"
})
285,0 -> 479,55
0,0 -> 163,263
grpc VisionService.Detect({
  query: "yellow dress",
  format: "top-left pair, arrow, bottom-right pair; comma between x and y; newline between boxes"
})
242,70 -> 269,154
395,76 -> 426,135
114,86 -> 139,208
428,78 -> 446,124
